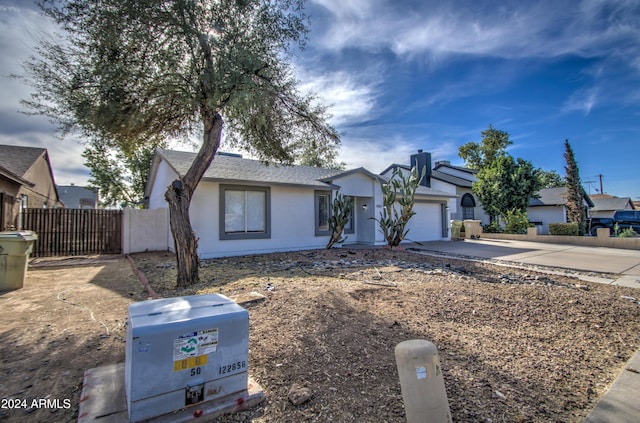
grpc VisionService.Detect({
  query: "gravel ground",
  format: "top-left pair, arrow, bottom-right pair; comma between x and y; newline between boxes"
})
131,247 -> 640,423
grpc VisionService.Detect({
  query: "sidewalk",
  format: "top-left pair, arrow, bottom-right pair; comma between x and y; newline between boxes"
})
584,351 -> 640,423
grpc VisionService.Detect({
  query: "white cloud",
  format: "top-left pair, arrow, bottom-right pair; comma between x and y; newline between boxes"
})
338,135 -> 458,174
309,0 -> 640,62
0,6 -> 90,185
296,68 -> 381,126
562,87 -> 599,115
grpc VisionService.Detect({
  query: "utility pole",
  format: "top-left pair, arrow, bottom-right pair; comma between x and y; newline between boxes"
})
596,174 -> 604,194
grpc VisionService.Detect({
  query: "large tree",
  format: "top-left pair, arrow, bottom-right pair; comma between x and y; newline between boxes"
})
83,137 -> 167,208
19,0 -> 339,287
460,125 -> 541,222
458,124 -> 512,170
473,155 -> 541,222
538,169 -> 566,188
563,140 -> 586,235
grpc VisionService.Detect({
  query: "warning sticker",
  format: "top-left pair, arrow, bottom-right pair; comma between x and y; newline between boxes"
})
173,328 -> 218,361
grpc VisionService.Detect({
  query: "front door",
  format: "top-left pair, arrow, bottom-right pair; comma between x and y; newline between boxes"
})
355,197 -> 375,244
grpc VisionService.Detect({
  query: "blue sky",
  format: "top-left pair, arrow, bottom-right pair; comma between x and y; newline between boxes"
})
1,0 -> 639,198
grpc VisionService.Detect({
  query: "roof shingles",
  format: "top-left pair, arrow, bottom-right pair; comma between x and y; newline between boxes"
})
159,149 -> 343,189
0,145 -> 46,178
158,149 -> 455,198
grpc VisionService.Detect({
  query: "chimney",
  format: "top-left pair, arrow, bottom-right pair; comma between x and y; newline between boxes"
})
410,149 -> 431,188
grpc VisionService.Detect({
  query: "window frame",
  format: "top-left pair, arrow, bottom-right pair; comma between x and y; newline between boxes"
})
343,195 -> 355,234
462,207 -> 475,220
461,193 -> 476,220
219,184 -> 271,240
314,190 -> 332,236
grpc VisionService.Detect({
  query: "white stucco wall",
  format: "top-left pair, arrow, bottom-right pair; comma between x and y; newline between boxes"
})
333,172 -> 376,197
189,181 -> 331,258
430,179 -> 458,219
148,160 -> 177,209
122,208 -> 169,253
527,206 -> 566,234
331,171 -> 381,245
147,160 -> 455,258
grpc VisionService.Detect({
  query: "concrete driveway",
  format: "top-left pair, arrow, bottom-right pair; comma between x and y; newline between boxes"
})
413,238 -> 640,277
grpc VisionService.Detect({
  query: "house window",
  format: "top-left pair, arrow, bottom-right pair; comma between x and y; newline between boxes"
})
344,195 -> 354,234
461,193 -> 475,220
219,185 -> 270,240
315,191 -> 331,236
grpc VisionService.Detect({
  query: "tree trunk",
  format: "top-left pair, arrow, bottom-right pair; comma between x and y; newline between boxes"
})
165,110 -> 223,288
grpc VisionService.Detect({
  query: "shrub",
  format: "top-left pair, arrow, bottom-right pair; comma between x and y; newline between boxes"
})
618,227 -> 638,238
549,222 -> 579,236
504,210 -> 531,234
483,221 -> 503,233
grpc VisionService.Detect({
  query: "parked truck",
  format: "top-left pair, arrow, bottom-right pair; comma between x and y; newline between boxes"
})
588,210 -> 640,236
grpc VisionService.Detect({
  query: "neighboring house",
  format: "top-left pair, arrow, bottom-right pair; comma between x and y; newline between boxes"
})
527,187 -> 594,234
383,158 -> 601,235
57,185 -> 100,209
144,149 -> 456,258
432,161 -> 491,225
589,194 -> 635,218
381,158 -> 507,227
0,145 -> 63,230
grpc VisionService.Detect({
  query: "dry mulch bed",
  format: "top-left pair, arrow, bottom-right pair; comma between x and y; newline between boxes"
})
130,248 -> 640,422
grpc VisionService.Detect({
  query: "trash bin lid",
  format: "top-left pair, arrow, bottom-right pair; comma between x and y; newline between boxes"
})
0,231 -> 38,241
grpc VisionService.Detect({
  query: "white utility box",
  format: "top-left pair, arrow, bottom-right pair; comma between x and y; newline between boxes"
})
125,294 -> 249,422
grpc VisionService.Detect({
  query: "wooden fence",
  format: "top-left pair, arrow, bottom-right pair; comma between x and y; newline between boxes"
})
22,208 -> 123,257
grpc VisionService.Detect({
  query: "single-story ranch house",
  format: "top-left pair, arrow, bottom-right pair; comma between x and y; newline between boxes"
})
144,149 -> 457,258
527,187 -> 594,234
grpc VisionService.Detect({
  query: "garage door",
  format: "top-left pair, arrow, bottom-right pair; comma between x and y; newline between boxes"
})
406,202 -> 443,241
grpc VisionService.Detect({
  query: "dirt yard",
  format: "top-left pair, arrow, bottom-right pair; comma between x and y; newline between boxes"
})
1,248 -> 640,423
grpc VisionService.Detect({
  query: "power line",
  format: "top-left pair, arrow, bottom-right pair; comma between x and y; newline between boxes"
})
584,180 -> 595,194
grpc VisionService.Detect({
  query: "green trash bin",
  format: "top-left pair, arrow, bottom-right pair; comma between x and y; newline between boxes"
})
0,231 -> 38,291
450,220 -> 463,239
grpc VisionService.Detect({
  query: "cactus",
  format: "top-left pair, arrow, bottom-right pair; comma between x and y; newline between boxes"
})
372,164 -> 424,248
326,193 -> 354,249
